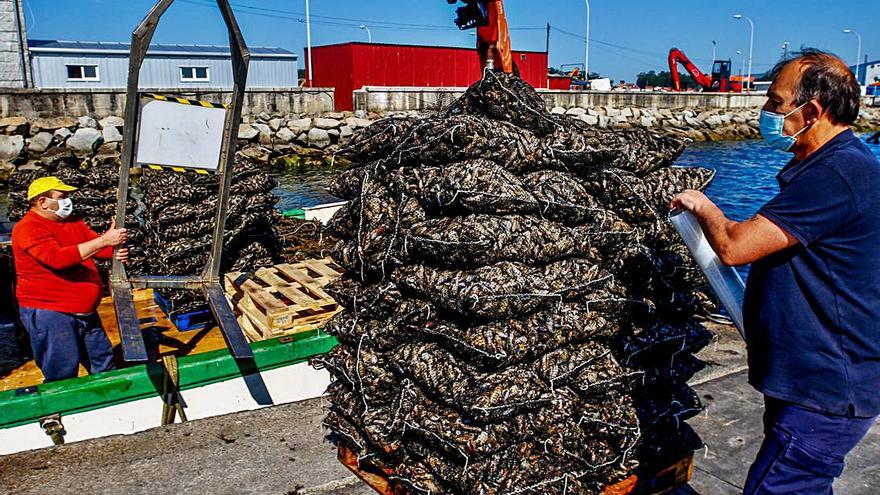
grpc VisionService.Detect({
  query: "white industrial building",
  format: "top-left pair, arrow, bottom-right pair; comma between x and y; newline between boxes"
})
27,40 -> 299,89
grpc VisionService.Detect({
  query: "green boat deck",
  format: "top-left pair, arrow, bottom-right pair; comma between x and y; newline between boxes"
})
0,207 -> 335,430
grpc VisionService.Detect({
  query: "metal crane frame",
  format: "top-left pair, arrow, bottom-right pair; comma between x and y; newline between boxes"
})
110,0 -> 253,362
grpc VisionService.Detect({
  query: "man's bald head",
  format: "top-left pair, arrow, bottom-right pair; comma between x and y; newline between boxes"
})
768,48 -> 861,125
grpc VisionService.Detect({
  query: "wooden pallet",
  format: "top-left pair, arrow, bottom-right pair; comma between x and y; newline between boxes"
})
338,442 -> 693,495
224,257 -> 344,342
604,454 -> 694,495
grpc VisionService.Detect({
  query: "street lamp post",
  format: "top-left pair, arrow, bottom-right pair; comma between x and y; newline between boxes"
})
843,29 -> 862,83
584,0 -> 590,81
733,14 -> 754,91
305,0 -> 313,87
737,50 -> 745,81
360,24 -> 372,43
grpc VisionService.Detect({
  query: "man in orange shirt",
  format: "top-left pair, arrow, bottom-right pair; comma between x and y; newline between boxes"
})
11,177 -> 129,382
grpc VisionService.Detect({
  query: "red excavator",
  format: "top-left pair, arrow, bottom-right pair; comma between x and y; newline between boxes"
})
668,48 -> 742,92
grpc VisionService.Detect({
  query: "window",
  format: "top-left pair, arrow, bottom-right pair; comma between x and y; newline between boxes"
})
180,66 -> 210,82
66,65 -> 99,81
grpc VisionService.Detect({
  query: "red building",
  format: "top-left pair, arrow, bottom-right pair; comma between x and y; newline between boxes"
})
304,42 -> 549,111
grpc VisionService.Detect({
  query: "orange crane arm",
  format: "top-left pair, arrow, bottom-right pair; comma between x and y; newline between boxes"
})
447,0 -> 513,73
668,48 -> 712,91
477,0 -> 513,72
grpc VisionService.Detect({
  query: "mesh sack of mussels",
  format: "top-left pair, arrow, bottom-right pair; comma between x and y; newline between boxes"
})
7,157 -> 149,277
311,70 -> 716,495
136,156 -> 289,316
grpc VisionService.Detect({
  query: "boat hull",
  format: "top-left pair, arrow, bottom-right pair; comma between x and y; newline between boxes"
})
0,329 -> 337,455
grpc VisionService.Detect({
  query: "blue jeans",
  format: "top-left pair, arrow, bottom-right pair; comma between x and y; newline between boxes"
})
744,396 -> 875,494
19,307 -> 116,383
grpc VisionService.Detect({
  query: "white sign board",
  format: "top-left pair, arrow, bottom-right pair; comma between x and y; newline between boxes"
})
136,99 -> 227,171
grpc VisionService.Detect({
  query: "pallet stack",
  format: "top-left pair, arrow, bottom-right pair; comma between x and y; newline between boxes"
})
224,257 -> 344,342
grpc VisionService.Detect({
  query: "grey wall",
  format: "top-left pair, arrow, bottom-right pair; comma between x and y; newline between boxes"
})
0,0 -> 28,88
537,90 -> 769,110
0,87 -> 335,118
31,53 -> 298,89
353,86 -> 771,113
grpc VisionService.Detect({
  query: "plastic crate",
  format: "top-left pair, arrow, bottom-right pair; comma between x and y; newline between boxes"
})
153,291 -> 214,332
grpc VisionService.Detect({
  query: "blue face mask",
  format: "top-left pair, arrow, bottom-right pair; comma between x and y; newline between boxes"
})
759,101 -> 811,152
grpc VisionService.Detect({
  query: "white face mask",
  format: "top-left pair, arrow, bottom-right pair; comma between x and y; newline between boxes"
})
47,197 -> 73,219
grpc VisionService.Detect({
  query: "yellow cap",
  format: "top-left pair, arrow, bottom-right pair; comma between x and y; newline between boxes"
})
27,176 -> 78,201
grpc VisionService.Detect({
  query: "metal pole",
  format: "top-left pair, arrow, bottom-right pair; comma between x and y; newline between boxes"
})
205,0 -> 249,281
856,32 -> 862,82
546,22 -> 550,54
737,50 -> 744,80
733,14 -> 754,91
203,0 -> 253,360
746,17 -> 753,91
844,29 -> 862,83
712,40 -> 716,63
110,0 -> 177,363
305,0 -> 313,87
584,0 -> 590,81
546,22 -> 551,89
359,24 -> 371,43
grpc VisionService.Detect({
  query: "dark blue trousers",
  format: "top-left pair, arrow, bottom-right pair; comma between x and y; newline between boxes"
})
19,307 -> 116,383
744,396 -> 875,494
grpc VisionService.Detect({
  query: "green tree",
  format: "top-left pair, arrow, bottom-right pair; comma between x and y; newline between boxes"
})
548,67 -> 601,81
636,70 -> 697,89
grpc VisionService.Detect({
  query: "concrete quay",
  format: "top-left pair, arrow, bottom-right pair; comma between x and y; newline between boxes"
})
1,322 -> 877,495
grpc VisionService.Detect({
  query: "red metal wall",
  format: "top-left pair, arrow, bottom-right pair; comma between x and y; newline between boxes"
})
305,42 -> 549,111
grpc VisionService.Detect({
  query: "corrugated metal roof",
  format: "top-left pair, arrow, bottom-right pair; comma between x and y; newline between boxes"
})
28,39 -> 297,59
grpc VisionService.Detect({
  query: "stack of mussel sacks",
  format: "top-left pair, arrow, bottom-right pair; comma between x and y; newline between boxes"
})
7,155 -> 147,276
311,71 -> 716,494
137,157 -> 284,316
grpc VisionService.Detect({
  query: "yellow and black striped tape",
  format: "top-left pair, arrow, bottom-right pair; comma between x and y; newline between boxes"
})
145,164 -> 211,175
144,93 -> 227,109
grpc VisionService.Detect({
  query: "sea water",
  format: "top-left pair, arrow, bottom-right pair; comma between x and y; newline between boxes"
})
676,134 -> 880,280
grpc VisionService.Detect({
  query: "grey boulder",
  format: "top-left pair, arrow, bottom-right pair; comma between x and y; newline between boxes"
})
307,128 -> 331,149
66,128 -> 103,154
0,134 -> 24,160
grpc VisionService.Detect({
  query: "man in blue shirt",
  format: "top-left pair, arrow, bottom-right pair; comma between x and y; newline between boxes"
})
672,49 -> 880,494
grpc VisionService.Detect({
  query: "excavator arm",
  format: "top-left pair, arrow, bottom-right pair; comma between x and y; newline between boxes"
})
668,48 -> 713,91
448,0 -> 513,73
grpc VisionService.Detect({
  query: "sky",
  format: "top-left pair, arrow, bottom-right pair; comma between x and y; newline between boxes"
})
21,0 -> 880,83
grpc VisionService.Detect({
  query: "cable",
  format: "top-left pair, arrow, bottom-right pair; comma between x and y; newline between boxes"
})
179,0 -> 454,30
179,0 -> 762,71
550,25 -> 772,72
551,26 -> 663,59
180,0 -> 545,33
